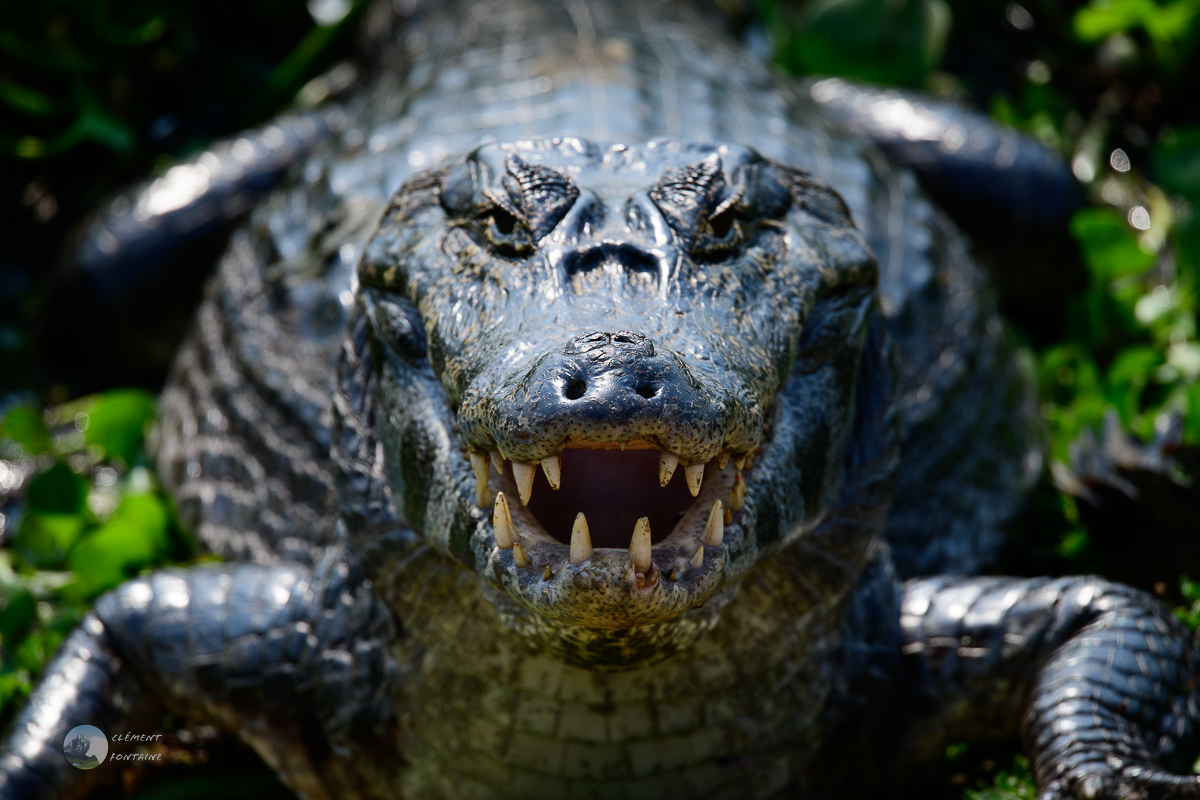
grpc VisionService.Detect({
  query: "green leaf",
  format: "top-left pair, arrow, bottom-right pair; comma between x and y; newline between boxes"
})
85,390 -> 156,465
965,754 -> 1037,800
782,0 -> 951,87
14,512 -> 88,569
0,77 -> 63,117
25,463 -> 86,514
14,628 -> 65,674
64,493 -> 170,600
0,577 -> 36,643
0,405 -> 50,454
1074,0 -> 1152,41
1155,126 -> 1200,197
1069,208 -> 1157,281
1074,0 -> 1200,45
0,669 -> 33,716
1106,345 -> 1164,387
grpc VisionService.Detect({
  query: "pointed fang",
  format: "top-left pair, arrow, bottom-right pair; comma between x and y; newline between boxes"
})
490,451 -> 504,476
541,455 -> 561,490
629,517 -> 652,575
717,451 -> 730,471
685,463 -> 704,497
544,565 -> 553,580
493,492 -> 517,549
734,456 -> 746,470
703,499 -> 724,547
729,472 -> 746,511
659,452 -> 679,487
690,546 -> 704,568
470,452 -> 492,507
570,513 -> 593,564
513,462 -> 537,506
724,507 -> 733,526
513,543 -> 531,568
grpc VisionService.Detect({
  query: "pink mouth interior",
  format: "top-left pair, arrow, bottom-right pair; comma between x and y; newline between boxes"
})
525,449 -> 698,548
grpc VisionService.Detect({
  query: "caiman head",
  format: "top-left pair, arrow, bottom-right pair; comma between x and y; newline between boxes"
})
356,138 -> 878,662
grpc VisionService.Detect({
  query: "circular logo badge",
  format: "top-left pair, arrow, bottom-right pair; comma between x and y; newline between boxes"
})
63,725 -> 107,769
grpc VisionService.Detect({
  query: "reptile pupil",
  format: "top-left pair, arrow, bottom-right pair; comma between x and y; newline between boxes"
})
492,208 -> 519,234
709,206 -> 736,238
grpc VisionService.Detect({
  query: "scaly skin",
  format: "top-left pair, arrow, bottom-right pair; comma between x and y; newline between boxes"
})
1,1 -> 1196,799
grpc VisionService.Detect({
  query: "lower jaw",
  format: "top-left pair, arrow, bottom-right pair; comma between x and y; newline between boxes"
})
488,580 -> 743,670
482,454 -> 739,628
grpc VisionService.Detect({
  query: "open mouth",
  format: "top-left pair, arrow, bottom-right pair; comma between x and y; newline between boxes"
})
472,439 -> 748,593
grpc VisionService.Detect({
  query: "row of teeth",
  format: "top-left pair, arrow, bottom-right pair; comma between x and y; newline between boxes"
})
468,449 -> 753,508
492,492 -> 729,579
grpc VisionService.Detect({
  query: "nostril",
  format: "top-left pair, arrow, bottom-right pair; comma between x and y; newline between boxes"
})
565,379 -> 588,400
635,384 -> 658,400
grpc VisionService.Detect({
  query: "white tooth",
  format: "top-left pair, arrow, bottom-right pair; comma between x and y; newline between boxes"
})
690,545 -> 704,568
703,499 -> 724,546
734,456 -> 746,470
490,451 -> 503,476
512,462 -> 537,506
717,451 -> 730,471
470,452 -> 492,507
659,452 -> 679,487
513,543 -> 532,568
729,472 -> 746,511
629,517 -> 652,575
493,492 -> 516,549
570,513 -> 593,564
684,463 -> 704,497
544,565 -> 553,580
541,455 -> 561,490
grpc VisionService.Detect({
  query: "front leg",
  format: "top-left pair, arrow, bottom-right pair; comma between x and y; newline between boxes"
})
0,617 -> 161,800
1,551 -> 399,800
901,576 -> 1200,800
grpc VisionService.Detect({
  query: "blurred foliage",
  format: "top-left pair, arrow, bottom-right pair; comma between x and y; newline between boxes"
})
962,756 -> 1037,800
0,391 -> 192,722
758,0 -> 953,86
0,0 -> 366,398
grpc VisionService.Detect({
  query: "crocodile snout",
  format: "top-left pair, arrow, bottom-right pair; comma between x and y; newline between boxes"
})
536,330 -> 692,431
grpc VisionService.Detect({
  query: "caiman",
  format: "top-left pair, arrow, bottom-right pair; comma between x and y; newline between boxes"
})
3,1 -> 1199,798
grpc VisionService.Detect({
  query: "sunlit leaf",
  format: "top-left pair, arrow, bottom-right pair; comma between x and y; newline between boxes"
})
1106,345 -> 1164,386
1069,208 -> 1157,281
64,493 -> 171,600
85,390 -> 156,465
14,512 -> 88,569
1074,0 -> 1200,44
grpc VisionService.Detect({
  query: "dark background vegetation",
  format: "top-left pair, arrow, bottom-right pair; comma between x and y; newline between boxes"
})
1,0 -> 1199,797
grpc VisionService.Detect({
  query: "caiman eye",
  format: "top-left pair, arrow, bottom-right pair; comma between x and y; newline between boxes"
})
479,206 -> 535,257
690,205 -> 744,262
709,205 -> 736,238
491,207 -> 519,235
